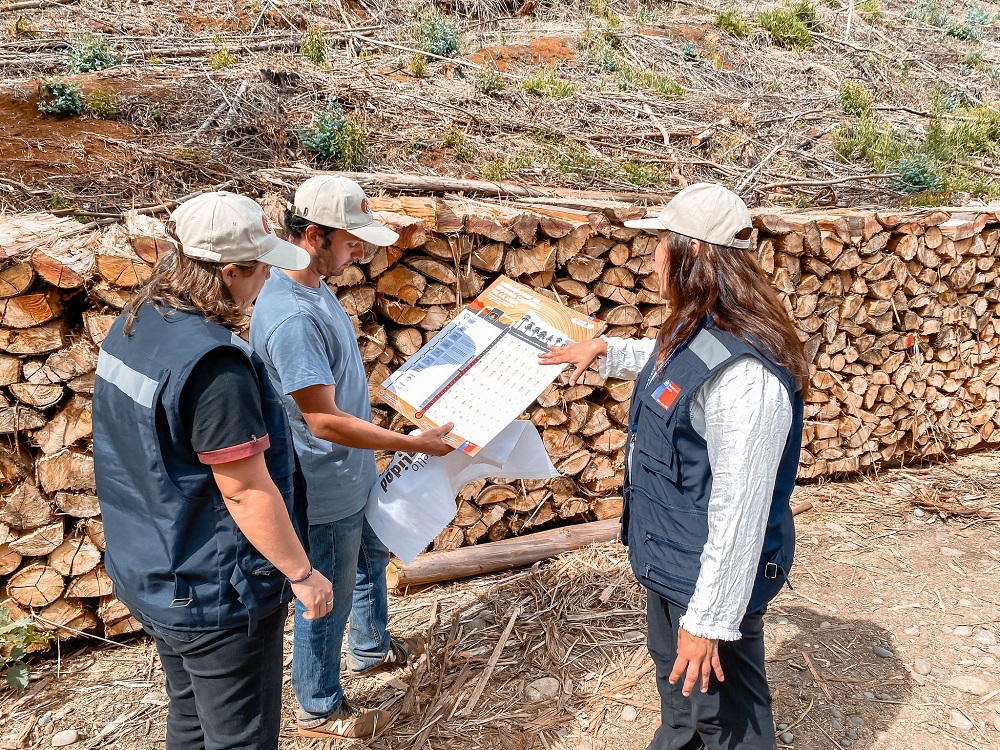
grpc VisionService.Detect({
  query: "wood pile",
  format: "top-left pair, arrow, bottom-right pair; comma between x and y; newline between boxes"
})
2,197 -> 1000,639
0,212 -> 165,641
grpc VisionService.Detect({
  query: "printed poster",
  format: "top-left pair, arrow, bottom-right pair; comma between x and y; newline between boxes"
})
376,276 -> 604,456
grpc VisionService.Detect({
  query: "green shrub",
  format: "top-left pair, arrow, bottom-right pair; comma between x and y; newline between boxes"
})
837,80 -> 873,117
412,9 -> 461,59
300,26 -> 329,65
892,153 -> 944,193
208,48 -> 236,69
967,5 -> 993,25
945,22 -> 979,40
758,8 -> 814,49
84,88 -> 118,119
442,125 -> 474,161
788,0 -> 821,29
618,67 -> 683,97
474,66 -> 505,95
66,32 -> 123,73
37,78 -> 83,116
680,41 -> 697,58
856,0 -> 884,22
833,106 -> 1000,201
522,68 -> 577,99
8,15 -> 38,38
480,160 -> 512,182
408,53 -> 427,77
1,606 -> 50,691
622,162 -> 664,188
929,84 -> 962,114
715,9 -> 751,37
298,101 -> 366,168
911,0 -> 950,27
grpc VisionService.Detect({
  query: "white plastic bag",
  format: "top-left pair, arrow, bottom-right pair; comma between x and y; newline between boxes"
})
365,420 -> 559,564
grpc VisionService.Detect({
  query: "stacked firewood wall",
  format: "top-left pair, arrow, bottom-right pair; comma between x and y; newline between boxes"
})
2,198 -> 999,640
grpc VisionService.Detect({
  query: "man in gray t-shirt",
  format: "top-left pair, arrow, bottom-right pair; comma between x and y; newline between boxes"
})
250,176 -> 452,740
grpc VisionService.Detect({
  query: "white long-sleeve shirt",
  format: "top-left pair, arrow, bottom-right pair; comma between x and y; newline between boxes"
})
600,336 -> 793,641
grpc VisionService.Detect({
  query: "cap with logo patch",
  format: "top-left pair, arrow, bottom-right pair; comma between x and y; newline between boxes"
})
624,182 -> 753,250
171,191 -> 310,270
289,175 -> 400,247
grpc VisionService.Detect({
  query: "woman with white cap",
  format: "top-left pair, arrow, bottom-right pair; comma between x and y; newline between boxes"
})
540,183 -> 807,750
93,192 -> 333,750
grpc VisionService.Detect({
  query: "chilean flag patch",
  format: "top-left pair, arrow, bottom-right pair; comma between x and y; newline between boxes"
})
652,380 -> 682,411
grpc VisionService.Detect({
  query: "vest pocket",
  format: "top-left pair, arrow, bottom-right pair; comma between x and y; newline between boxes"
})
642,561 -> 698,590
634,444 -> 679,482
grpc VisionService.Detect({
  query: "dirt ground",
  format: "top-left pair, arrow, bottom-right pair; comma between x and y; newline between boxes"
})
2,452 -> 1000,750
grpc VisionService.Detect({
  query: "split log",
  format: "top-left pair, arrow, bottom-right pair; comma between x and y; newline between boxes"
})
0,292 -> 62,328
6,562 -> 64,607
0,354 -> 21,386
9,383 -> 64,409
48,535 -> 101,577
34,395 -> 93,455
29,232 -> 97,289
53,492 -> 100,518
37,449 -> 96,494
94,232 -> 152,288
36,597 -> 98,637
89,282 -> 132,310
9,522 -> 64,557
0,263 -> 35,299
373,211 -> 427,249
1,482 -> 53,530
66,565 -> 113,598
0,322 -> 65,354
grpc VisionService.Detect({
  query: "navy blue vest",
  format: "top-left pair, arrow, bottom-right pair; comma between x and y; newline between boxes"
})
622,320 -> 803,615
93,303 -> 302,633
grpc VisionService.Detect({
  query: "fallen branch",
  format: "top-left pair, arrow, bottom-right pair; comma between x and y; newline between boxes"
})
0,0 -> 76,11
185,80 -> 250,146
758,173 -> 899,191
257,168 -> 672,202
388,519 -> 621,589
389,502 -> 814,590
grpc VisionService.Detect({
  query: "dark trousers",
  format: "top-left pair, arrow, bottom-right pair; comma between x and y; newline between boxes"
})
135,606 -> 288,750
646,592 -> 775,750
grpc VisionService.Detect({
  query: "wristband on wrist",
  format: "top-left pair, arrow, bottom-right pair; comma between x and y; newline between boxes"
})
288,566 -> 313,584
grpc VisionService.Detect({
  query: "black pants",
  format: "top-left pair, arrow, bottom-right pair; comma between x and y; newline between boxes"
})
646,592 -> 775,750
135,606 -> 288,750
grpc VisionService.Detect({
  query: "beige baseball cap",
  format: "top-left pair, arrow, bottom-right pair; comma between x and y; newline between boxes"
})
625,182 -> 753,249
290,175 -> 399,247
171,192 -> 310,270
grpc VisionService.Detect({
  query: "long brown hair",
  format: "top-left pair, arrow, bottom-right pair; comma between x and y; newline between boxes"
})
123,226 -> 257,335
656,232 -> 809,391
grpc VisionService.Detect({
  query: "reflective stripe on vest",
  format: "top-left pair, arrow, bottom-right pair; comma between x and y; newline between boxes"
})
95,349 -> 159,408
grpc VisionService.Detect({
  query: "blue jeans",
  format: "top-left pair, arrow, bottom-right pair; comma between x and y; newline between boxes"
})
292,507 -> 391,718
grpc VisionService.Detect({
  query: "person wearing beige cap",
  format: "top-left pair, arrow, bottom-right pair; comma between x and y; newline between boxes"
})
249,175 -> 454,740
93,191 -> 333,750
540,183 -> 808,750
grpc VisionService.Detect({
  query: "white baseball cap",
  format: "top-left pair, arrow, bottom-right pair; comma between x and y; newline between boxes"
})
289,175 -> 399,247
171,192 -> 310,270
625,182 -> 753,249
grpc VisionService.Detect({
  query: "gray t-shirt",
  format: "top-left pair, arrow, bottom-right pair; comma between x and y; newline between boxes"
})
249,269 -> 377,524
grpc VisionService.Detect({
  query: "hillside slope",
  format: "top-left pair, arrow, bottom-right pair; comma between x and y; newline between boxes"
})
1,0 -> 999,213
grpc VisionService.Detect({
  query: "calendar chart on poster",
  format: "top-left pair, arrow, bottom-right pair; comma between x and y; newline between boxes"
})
377,277 -> 604,456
